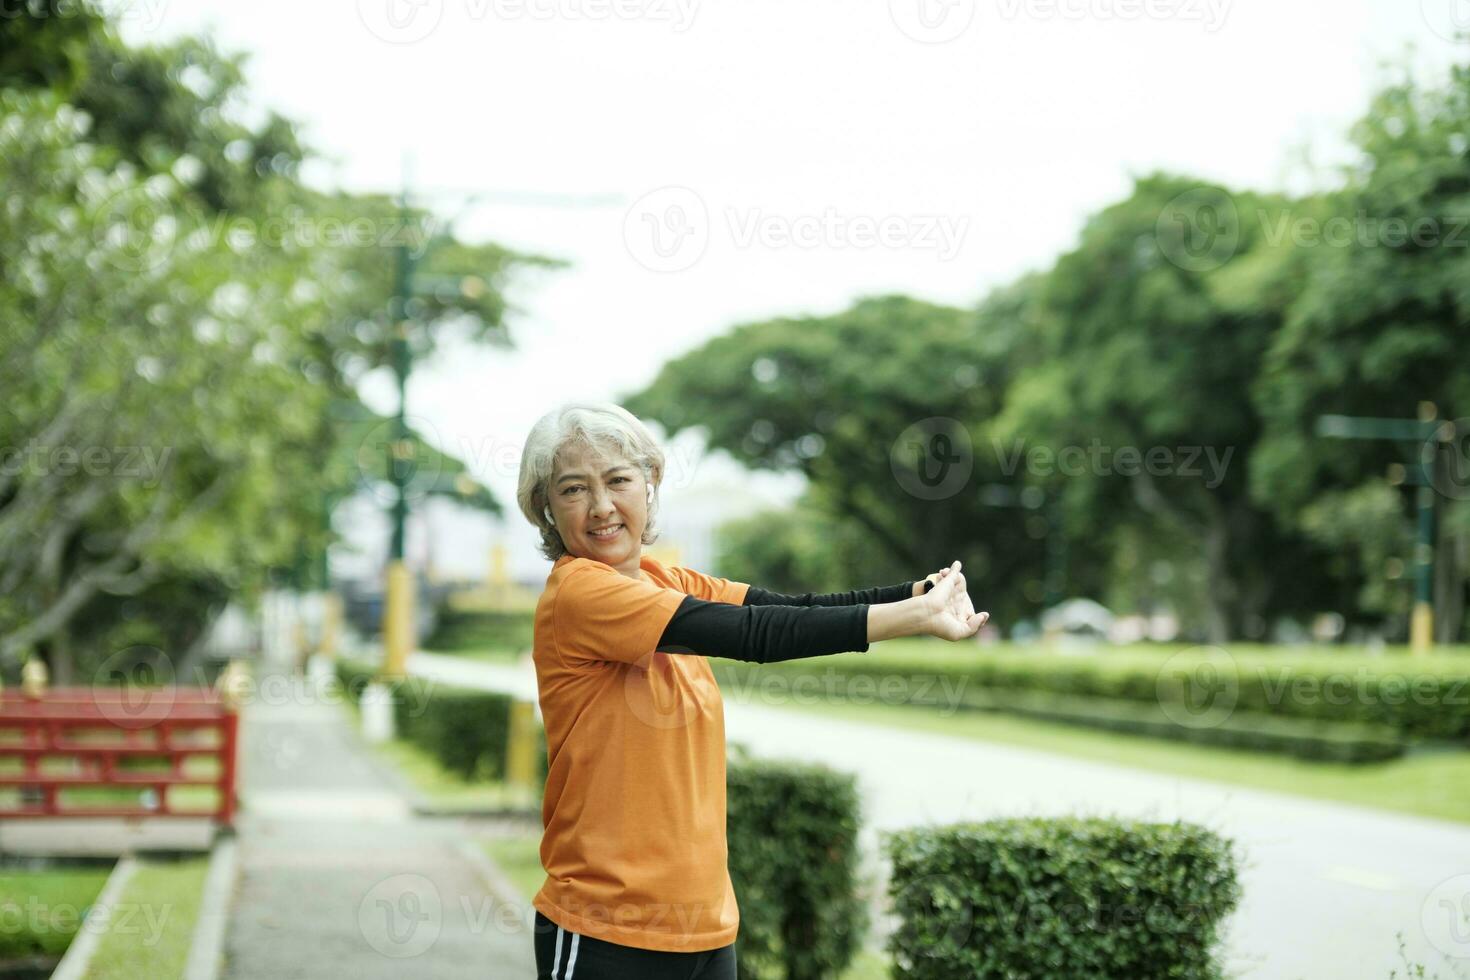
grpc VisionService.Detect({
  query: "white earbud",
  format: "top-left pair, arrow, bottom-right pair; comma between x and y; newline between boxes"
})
544,506 -> 555,526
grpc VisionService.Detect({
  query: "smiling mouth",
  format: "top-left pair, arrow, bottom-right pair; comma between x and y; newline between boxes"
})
588,524 -> 624,540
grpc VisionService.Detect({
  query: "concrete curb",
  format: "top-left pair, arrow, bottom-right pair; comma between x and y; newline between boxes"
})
454,838 -> 535,934
183,834 -> 239,980
50,855 -> 139,980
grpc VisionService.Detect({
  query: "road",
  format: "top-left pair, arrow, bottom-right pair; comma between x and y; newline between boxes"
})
409,650 -> 1470,980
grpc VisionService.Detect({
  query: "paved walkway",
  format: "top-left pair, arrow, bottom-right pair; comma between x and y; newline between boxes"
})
410,650 -> 1470,980
222,669 -> 537,979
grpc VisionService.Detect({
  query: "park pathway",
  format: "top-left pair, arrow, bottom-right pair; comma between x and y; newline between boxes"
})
222,668 -> 537,979
410,650 -> 1470,980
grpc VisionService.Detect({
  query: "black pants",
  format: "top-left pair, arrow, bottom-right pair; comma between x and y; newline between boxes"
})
533,910 -> 736,980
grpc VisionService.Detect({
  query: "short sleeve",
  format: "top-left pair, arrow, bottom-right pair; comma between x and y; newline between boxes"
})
671,565 -> 750,605
554,566 -> 685,665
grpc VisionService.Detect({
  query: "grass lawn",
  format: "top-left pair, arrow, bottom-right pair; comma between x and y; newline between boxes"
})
761,696 -> 1470,825
82,857 -> 210,980
482,834 -> 544,901
0,864 -> 112,960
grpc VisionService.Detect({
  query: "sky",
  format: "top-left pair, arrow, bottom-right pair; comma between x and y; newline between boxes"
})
117,0 -> 1465,585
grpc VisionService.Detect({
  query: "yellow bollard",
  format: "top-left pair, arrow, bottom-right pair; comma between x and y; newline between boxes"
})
20,658 -> 48,699
382,560 -> 414,680
1411,601 -> 1433,656
319,592 -> 342,658
215,660 -> 251,712
506,700 -> 538,795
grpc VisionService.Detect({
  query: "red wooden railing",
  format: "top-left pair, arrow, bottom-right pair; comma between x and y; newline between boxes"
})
0,686 -> 239,827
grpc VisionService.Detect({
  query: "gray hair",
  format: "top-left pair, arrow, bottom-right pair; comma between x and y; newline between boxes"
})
517,402 -> 666,561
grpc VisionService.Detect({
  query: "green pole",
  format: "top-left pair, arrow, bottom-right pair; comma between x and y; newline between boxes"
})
390,190 -> 413,563
382,187 -> 416,678
1315,410 -> 1441,652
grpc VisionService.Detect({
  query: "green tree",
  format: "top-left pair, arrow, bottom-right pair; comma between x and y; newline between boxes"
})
0,12 -> 560,680
625,291 -> 1072,627
996,174 -> 1340,642
1251,63 -> 1470,642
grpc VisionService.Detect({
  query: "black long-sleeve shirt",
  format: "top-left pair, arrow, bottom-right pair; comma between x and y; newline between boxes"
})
655,580 -> 928,664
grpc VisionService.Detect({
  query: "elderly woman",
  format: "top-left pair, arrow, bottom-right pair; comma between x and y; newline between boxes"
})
517,401 -> 987,980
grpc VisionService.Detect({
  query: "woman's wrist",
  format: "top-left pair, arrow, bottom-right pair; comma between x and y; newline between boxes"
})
866,597 -> 928,643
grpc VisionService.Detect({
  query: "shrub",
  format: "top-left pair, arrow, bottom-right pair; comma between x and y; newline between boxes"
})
883,816 -> 1241,980
333,657 -> 377,705
424,608 -> 534,655
713,645 -> 1465,758
334,658 -> 546,788
727,751 -> 867,980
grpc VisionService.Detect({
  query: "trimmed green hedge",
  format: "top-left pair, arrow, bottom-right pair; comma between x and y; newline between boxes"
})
713,645 -> 1469,758
883,817 -> 1241,980
334,657 -> 377,704
333,658 -> 547,788
424,608 -> 534,655
726,748 -> 867,980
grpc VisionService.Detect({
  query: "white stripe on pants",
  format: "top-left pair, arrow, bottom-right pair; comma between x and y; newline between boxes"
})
553,925 -> 581,978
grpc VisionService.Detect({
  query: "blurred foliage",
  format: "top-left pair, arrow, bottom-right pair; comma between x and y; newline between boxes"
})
628,291 -> 1110,630
0,10 -> 557,683
5,7 -> 1469,659
423,608 -> 534,654
630,63 -> 1470,645
1251,62 -> 1470,643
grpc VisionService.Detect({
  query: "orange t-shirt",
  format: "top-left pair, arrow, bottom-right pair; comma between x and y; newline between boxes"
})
530,553 -> 752,953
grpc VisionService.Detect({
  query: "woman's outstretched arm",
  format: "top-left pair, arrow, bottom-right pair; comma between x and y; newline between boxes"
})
660,562 -> 983,663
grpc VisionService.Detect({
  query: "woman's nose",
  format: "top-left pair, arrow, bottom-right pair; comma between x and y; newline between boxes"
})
589,485 -> 615,513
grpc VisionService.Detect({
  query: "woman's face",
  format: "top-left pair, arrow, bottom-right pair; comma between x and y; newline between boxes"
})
548,442 -> 649,571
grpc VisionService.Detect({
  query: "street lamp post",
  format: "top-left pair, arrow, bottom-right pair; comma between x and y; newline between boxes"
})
374,175 -> 623,681
381,187 -> 417,681
1315,403 -> 1450,653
